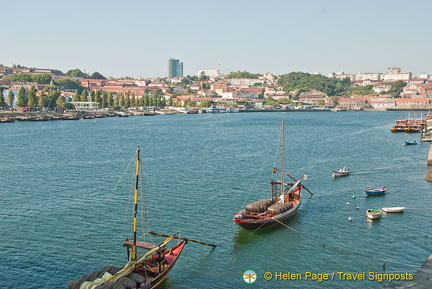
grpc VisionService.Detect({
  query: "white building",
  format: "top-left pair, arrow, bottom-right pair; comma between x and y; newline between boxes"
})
382,67 -> 411,81
373,84 -> 391,93
229,78 -> 261,87
197,69 -> 220,78
368,97 -> 396,110
354,72 -> 381,81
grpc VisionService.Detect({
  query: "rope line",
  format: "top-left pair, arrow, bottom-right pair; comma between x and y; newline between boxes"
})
273,219 -> 420,270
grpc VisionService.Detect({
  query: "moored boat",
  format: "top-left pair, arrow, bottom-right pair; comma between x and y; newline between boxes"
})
366,209 -> 382,220
364,187 -> 386,196
233,121 -> 310,230
403,140 -> 417,146
391,115 -> 426,133
69,147 -> 187,289
332,167 -> 350,177
382,207 -> 405,213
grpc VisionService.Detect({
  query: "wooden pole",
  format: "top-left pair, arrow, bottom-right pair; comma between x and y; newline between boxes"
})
286,173 -> 314,196
132,147 -> 140,261
149,231 -> 217,248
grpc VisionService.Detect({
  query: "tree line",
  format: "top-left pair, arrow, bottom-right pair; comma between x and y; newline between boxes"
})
0,86 -> 168,111
278,72 -> 407,97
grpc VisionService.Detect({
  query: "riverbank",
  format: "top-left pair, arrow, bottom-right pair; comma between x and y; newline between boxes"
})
0,110 -> 136,122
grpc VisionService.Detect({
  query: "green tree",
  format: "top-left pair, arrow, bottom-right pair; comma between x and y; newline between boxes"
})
101,91 -> 108,108
56,78 -> 85,92
118,94 -> 124,107
38,91 -> 45,109
227,70 -> 262,79
0,87 -> 5,108
168,96 -> 174,106
108,92 -> 114,107
348,85 -> 374,96
43,85 -> 61,109
27,85 -> 37,109
387,81 -> 407,98
80,90 -> 88,102
198,71 -> 209,81
2,73 -> 33,82
124,94 -> 130,108
56,94 -> 64,109
90,72 -> 106,79
66,68 -> 90,78
181,78 -> 191,85
8,90 -> 14,107
32,73 -> 52,84
73,89 -> 80,101
200,99 -> 213,107
94,90 -> 101,105
143,95 -> 149,106
279,72 -> 351,97
17,86 -> 27,107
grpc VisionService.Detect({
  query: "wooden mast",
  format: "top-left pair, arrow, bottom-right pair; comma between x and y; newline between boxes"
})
132,147 -> 140,261
281,121 -> 285,195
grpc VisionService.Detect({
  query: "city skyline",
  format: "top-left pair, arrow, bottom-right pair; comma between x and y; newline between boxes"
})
1,0 -> 432,78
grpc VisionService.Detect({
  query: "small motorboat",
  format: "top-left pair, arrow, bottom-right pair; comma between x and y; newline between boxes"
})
382,207 -> 405,213
366,209 -> 382,220
332,167 -> 350,177
364,187 -> 386,196
403,140 -> 417,146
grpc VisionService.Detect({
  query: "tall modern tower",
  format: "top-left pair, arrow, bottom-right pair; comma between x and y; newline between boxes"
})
168,58 -> 183,78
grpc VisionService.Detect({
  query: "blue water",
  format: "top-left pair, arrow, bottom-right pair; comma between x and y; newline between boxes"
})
1,111 -> 431,289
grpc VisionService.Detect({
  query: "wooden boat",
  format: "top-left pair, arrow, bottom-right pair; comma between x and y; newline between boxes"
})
332,167 -> 350,177
364,187 -> 387,196
187,108 -> 199,114
391,125 -> 407,132
69,147 -> 186,289
233,121 -> 309,230
403,140 -> 417,146
366,209 -> 382,220
382,207 -> 405,213
391,115 -> 426,133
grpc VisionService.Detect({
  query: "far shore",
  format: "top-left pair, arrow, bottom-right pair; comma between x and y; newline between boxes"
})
1,107 -> 431,123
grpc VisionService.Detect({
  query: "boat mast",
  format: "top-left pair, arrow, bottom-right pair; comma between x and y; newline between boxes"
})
132,147 -> 140,261
281,121 -> 285,195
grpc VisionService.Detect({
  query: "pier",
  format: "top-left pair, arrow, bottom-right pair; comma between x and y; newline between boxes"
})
426,144 -> 432,182
378,255 -> 432,288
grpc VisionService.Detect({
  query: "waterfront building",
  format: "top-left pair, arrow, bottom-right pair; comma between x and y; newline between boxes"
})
168,58 -> 183,78
395,98 -> 432,109
298,89 -> 327,105
368,97 -> 396,110
337,97 -> 368,110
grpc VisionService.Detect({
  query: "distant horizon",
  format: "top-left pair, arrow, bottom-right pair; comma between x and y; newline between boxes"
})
1,0 -> 431,79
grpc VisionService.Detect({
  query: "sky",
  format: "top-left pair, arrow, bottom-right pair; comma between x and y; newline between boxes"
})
1,0 -> 431,79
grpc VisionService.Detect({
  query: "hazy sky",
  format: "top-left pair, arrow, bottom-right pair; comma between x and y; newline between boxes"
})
1,0 -> 431,78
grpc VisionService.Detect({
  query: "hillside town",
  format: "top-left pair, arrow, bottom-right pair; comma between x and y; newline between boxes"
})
1,64 -> 432,115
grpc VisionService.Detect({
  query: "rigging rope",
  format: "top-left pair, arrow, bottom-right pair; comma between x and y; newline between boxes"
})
272,219 -> 421,270
238,129 -> 281,211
